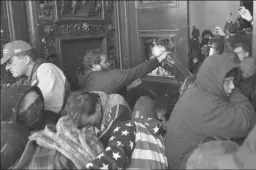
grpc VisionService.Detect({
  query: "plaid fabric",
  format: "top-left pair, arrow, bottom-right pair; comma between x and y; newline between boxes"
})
16,116 -> 104,169
25,145 -> 75,169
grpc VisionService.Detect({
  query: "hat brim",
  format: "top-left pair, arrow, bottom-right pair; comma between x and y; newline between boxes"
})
1,56 -> 12,65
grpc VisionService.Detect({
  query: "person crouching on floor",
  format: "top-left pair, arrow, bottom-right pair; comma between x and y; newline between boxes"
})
0,92 -> 106,169
165,52 -> 255,169
80,95 -> 168,169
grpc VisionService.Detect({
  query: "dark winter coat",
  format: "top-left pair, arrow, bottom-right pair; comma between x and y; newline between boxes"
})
165,53 -> 255,169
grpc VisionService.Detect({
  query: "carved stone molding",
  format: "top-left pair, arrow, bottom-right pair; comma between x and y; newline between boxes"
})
39,1 -> 55,21
35,0 -> 117,70
57,0 -> 103,20
105,1 -> 113,11
107,23 -> 115,32
44,25 -> 55,36
56,22 -> 105,36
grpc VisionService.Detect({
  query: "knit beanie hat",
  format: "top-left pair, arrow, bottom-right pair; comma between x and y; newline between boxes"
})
1,85 -> 44,129
133,96 -> 157,119
1,121 -> 30,169
240,57 -> 256,79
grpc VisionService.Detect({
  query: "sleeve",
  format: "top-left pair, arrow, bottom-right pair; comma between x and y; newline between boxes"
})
36,64 -> 66,113
201,88 -> 256,139
114,58 -> 160,88
224,22 -> 228,33
85,120 -> 136,170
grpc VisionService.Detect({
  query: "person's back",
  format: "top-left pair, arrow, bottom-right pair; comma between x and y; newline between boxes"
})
82,96 -> 168,169
1,85 -> 60,131
165,53 -> 255,169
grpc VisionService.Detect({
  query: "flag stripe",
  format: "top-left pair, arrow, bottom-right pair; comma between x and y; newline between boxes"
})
131,149 -> 168,165
135,122 -> 164,148
127,158 -> 168,169
135,139 -> 165,155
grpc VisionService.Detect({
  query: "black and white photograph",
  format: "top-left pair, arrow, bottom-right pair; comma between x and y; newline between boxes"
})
1,0 -> 255,169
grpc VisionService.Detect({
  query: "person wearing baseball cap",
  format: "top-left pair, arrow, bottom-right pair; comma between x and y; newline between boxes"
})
1,40 -> 33,65
1,40 -> 70,114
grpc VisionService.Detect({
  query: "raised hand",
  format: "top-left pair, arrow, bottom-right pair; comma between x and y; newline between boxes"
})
239,6 -> 252,22
214,26 -> 226,36
151,45 -> 166,57
227,13 -> 232,23
157,51 -> 171,63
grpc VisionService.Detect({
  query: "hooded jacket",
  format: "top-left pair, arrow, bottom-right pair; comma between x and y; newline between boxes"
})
165,53 -> 255,169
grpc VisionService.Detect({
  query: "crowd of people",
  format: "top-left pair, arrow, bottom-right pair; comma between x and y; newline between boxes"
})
1,6 -> 256,169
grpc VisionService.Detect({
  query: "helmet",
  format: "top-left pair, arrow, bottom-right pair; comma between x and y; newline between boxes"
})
207,37 -> 224,54
203,37 -> 224,57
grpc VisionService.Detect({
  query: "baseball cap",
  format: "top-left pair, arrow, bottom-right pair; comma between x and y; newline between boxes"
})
1,40 -> 32,65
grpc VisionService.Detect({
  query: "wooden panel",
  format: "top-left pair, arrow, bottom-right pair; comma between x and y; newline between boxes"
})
115,1 -> 132,69
119,1 -> 189,110
127,1 -> 189,80
56,36 -> 106,90
25,1 -> 119,90
126,78 -> 180,110
1,1 -> 15,87
4,1 -> 29,42
253,1 -> 256,59
137,1 -> 186,30
55,1 -> 104,20
139,30 -> 189,82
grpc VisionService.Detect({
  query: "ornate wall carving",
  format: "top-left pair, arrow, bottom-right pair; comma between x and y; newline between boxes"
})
57,0 -> 103,19
37,0 -> 116,65
56,22 -> 105,36
35,0 -> 117,89
39,2 -> 55,21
